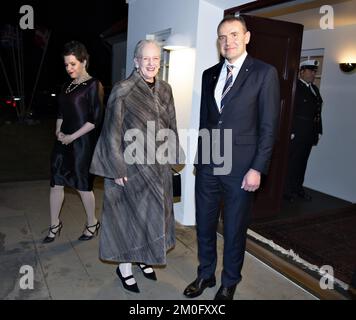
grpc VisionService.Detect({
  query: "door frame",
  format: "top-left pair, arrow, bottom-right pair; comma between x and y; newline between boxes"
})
225,0 -> 296,16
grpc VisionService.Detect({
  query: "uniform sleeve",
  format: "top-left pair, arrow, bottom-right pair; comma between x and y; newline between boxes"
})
315,85 -> 323,135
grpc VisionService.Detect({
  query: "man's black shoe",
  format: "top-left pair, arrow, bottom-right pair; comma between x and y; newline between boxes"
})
214,284 -> 237,300
183,276 -> 216,298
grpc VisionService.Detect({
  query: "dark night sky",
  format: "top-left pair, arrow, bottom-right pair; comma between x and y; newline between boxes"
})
1,0 -> 128,97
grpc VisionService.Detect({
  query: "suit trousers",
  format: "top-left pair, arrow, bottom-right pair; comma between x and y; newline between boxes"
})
195,167 -> 253,287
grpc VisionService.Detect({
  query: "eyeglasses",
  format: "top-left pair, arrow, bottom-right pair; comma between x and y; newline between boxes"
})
138,56 -> 160,64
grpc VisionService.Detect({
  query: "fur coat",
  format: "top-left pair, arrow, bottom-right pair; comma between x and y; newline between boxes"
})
90,70 -> 182,264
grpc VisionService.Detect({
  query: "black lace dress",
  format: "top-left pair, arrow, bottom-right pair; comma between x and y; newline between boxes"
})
50,78 -> 104,191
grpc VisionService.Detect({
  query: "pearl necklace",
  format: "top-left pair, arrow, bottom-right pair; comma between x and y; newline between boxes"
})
65,74 -> 92,94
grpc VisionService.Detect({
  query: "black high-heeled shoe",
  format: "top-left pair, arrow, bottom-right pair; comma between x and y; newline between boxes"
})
138,264 -> 157,281
116,266 -> 140,293
43,221 -> 63,243
78,221 -> 100,241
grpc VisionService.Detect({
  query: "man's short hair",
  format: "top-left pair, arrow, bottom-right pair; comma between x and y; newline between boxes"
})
217,15 -> 248,34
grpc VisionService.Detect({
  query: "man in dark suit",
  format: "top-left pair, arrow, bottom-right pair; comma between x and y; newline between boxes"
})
183,16 -> 280,300
283,59 -> 323,202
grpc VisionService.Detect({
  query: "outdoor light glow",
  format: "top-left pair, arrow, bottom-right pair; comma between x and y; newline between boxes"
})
163,33 -> 191,51
163,45 -> 187,51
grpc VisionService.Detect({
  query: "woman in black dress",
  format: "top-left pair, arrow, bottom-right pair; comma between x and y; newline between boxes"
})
43,41 -> 104,243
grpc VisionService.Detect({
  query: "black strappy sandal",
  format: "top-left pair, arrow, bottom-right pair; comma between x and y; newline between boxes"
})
78,221 -> 100,241
43,221 -> 63,243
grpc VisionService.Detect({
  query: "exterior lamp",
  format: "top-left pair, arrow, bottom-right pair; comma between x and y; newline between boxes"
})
339,63 -> 356,73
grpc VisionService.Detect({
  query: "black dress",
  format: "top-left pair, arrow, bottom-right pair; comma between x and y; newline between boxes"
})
50,78 -> 104,191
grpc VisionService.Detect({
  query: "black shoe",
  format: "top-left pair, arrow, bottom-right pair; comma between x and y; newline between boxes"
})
78,221 -> 100,241
138,264 -> 157,281
43,221 -> 63,243
214,284 -> 237,300
116,266 -> 140,293
296,190 -> 312,201
183,276 -> 216,298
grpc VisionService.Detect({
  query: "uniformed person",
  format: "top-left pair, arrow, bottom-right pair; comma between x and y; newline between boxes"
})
284,59 -> 323,202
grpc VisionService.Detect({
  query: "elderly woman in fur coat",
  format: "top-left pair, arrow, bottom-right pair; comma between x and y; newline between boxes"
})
90,39 -> 183,293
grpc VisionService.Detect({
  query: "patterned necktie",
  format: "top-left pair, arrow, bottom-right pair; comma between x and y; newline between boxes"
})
220,65 -> 234,112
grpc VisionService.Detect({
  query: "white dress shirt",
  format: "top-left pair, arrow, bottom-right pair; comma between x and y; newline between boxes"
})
214,51 -> 248,110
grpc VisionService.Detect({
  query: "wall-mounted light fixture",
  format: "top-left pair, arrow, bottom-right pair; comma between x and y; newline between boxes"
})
339,63 -> 356,73
163,33 -> 191,51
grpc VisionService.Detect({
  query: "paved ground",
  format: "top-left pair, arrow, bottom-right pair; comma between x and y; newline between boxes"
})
0,179 -> 316,300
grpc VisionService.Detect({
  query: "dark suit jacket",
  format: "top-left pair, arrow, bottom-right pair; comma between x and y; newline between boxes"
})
195,55 -> 280,177
292,79 -> 323,145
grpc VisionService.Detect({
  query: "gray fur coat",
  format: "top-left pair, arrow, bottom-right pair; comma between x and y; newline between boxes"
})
90,71 -> 181,265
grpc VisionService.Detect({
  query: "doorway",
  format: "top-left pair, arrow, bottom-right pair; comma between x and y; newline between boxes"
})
220,0 -> 356,296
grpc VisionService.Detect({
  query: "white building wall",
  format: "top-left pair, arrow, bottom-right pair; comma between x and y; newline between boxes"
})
181,1 -> 224,225
126,0 -> 200,74
126,0 -> 200,224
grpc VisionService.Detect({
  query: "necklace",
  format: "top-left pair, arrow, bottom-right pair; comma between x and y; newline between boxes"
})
65,74 -> 92,94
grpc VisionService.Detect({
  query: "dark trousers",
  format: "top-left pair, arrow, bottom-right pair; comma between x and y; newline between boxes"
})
285,139 -> 313,194
195,168 -> 253,287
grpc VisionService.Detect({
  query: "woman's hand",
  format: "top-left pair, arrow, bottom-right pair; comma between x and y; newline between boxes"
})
114,177 -> 128,186
58,134 -> 74,145
56,131 -> 65,140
